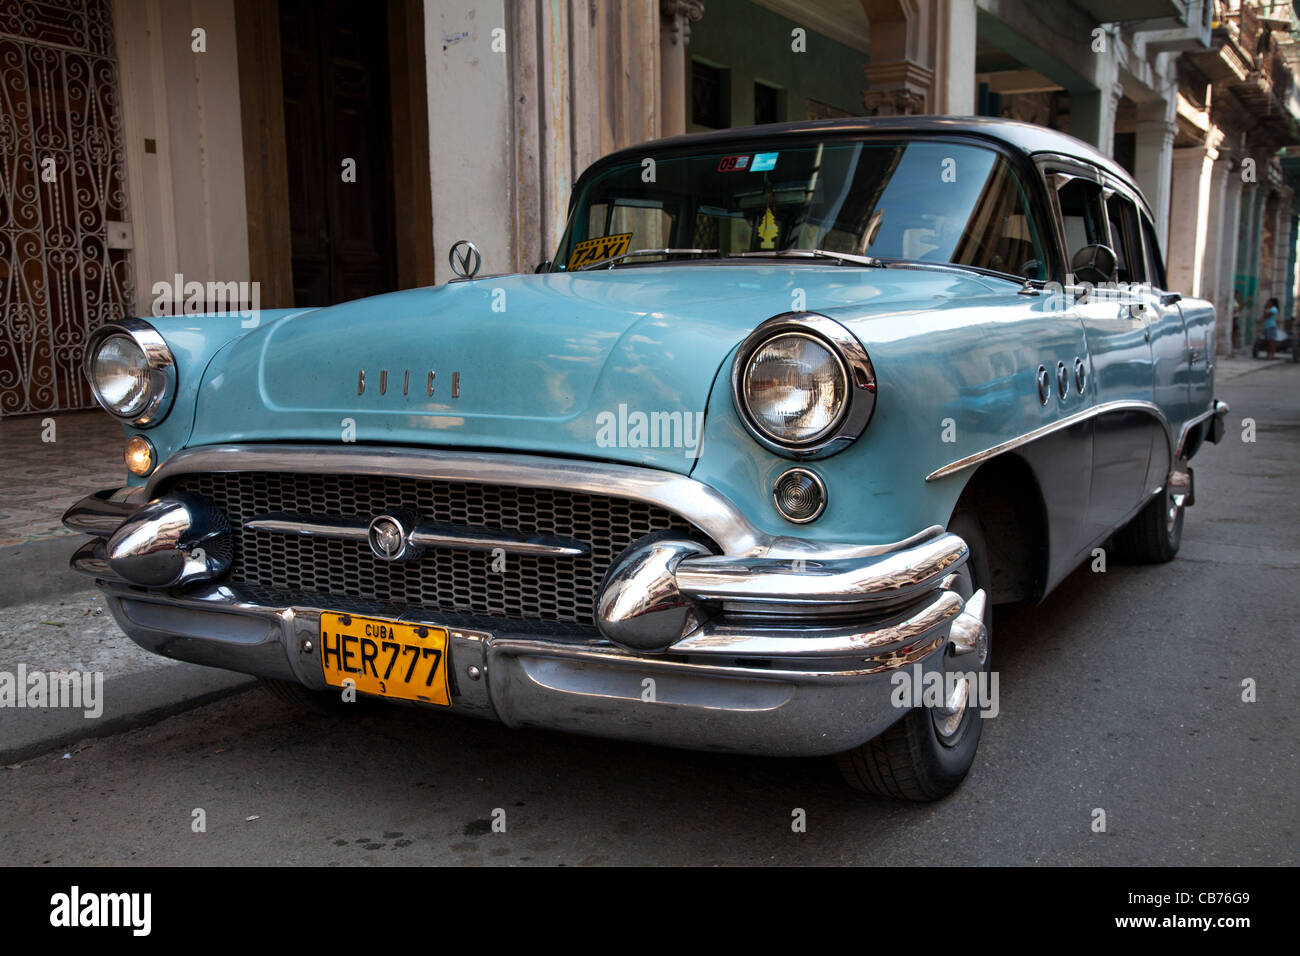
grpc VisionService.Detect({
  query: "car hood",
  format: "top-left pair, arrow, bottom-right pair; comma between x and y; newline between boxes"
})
190,264 -> 1001,474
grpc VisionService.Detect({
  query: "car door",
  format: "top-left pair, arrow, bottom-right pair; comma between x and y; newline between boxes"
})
1048,168 -> 1156,545
1117,197 -> 1192,432
1138,211 -> 1212,440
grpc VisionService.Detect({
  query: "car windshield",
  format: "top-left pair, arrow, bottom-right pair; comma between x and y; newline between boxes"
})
553,140 -> 1049,280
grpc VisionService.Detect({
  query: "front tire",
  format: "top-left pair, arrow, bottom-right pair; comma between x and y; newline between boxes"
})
835,511 -> 993,801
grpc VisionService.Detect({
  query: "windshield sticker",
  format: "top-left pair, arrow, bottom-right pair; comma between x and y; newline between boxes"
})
750,152 -> 778,172
757,208 -> 779,249
567,232 -> 633,269
717,154 -> 751,172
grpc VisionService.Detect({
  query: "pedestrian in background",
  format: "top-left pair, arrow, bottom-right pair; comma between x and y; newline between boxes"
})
1260,297 -> 1282,359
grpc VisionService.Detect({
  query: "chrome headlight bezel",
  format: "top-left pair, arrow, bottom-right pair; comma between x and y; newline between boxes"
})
730,312 -> 876,459
85,318 -> 177,427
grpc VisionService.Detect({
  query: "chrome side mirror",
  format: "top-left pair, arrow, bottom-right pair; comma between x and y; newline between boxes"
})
1070,244 -> 1117,285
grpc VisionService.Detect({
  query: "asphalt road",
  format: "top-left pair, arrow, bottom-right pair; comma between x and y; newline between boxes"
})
2,362 -> 1296,866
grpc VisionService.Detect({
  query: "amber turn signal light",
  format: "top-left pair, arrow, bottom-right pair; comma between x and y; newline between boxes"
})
124,435 -> 156,476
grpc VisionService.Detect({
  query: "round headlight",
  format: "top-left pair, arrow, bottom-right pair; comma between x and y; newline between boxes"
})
742,333 -> 847,443
91,334 -> 151,418
731,313 -> 876,459
85,319 -> 176,426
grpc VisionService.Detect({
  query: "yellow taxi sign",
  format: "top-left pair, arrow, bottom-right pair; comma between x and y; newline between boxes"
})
567,232 -> 633,270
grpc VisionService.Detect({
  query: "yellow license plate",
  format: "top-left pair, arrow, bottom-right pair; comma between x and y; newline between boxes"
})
319,613 -> 450,706
566,232 -> 632,269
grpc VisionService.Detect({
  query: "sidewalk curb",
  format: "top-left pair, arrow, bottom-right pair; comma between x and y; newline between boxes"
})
1,666 -> 257,766
0,535 -> 90,607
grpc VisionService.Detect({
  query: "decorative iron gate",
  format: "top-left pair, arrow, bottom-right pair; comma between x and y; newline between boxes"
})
0,0 -> 132,416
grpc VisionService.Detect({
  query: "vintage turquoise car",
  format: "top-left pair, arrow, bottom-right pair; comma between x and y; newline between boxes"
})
64,117 -> 1227,800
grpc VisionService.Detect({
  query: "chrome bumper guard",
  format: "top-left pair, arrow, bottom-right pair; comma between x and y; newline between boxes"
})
64,485 -> 982,757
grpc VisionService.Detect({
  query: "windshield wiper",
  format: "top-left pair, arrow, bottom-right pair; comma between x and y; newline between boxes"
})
575,248 -> 718,271
727,249 -> 884,267
872,257 -> 1039,286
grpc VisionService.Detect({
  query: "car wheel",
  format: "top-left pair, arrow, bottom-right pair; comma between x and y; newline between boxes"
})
258,677 -> 359,714
834,511 -> 992,801
1112,482 -> 1183,563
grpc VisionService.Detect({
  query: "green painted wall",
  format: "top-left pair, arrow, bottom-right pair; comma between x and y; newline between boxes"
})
689,0 -> 868,130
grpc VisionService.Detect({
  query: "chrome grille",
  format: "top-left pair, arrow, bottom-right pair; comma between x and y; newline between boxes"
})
166,472 -> 706,626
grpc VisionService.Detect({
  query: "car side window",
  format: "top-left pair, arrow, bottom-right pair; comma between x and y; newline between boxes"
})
1055,176 -> 1107,267
1140,214 -> 1168,290
1104,192 -> 1144,285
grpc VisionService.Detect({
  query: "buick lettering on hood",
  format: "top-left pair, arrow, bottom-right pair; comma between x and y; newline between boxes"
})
65,118 -> 1227,800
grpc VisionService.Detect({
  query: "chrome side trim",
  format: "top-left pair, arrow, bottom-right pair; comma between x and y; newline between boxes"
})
245,512 -> 590,557
146,444 -> 920,560
925,399 -> 1172,482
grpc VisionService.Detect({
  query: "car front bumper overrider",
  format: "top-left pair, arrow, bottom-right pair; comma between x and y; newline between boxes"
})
64,472 -> 984,758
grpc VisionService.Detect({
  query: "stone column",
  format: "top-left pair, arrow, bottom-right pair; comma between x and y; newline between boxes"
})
1219,167 -> 1245,354
862,0 -> 933,115
1286,205 -> 1300,324
1203,155 -> 1235,356
659,1 -> 704,137
932,0 -> 976,115
1271,186 -> 1293,311
1134,104 -> 1177,247
1069,31 -> 1119,154
1168,145 -> 1216,297
1237,183 -> 1265,344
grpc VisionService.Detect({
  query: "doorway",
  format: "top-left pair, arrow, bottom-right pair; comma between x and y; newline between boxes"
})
278,0 -> 397,306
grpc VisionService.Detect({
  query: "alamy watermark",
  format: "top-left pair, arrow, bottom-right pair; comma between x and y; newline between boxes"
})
890,663 -> 1000,719
151,273 -> 261,327
595,403 -> 705,458
0,665 -> 103,718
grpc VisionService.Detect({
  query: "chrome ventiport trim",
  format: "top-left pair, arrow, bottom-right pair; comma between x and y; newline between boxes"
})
730,311 -> 877,460
245,512 -> 590,557
84,317 -> 177,427
926,399 -> 1173,482
145,444 -> 916,560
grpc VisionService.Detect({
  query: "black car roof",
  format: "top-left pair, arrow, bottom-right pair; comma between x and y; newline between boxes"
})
584,115 -> 1145,211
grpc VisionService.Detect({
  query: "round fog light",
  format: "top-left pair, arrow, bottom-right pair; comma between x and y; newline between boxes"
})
124,435 -> 156,476
773,467 -> 827,523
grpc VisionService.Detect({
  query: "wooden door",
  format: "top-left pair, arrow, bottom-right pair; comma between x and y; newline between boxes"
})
279,0 -> 396,306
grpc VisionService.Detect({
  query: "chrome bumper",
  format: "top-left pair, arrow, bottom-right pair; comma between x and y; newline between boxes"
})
65,485 -> 982,757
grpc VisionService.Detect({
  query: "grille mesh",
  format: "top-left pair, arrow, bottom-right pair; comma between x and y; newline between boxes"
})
167,472 -> 705,626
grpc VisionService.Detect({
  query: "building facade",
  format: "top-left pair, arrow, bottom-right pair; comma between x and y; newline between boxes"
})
2,0 -> 1297,416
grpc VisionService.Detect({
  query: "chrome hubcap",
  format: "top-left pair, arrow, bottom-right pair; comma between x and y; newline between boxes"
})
933,563 -> 986,744
1166,489 -> 1183,538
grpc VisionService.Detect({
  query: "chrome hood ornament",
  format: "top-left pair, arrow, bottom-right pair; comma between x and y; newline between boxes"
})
448,239 -> 482,279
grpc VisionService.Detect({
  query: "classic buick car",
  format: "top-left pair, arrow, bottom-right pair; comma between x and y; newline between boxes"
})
64,117 -> 1227,800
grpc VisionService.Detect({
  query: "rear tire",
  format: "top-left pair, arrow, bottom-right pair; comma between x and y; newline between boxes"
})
835,511 -> 993,801
1112,483 -> 1182,564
